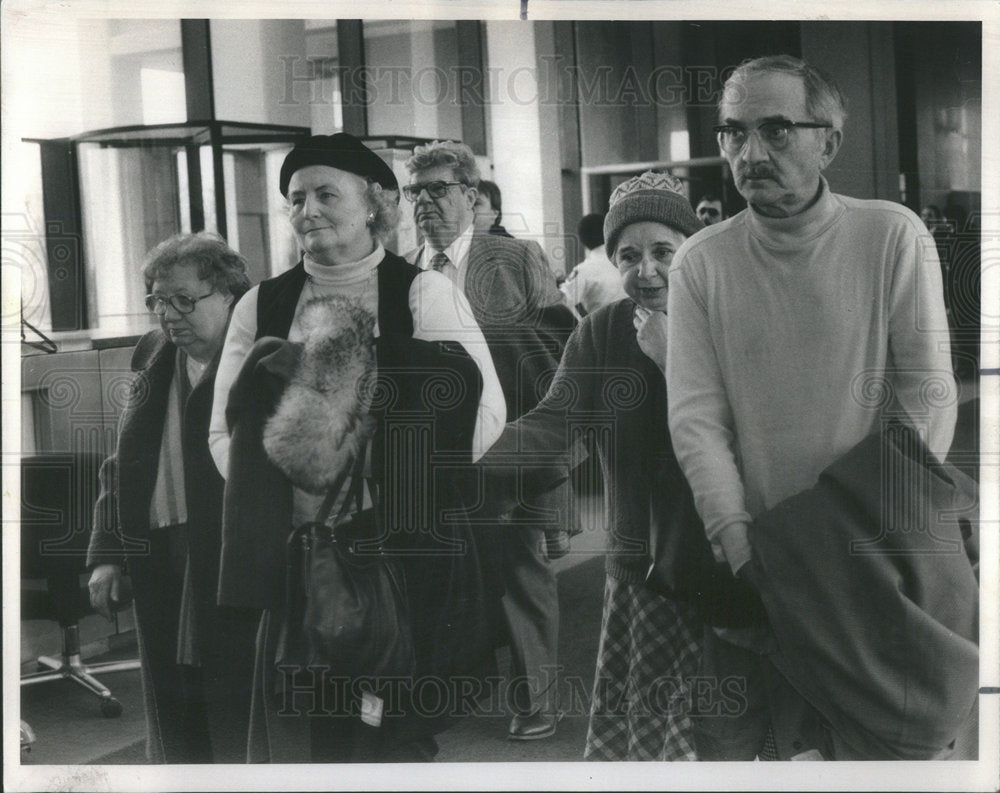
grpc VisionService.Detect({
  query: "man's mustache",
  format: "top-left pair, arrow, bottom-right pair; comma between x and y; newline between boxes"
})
742,168 -> 777,180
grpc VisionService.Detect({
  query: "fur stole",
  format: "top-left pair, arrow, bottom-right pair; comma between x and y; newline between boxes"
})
262,295 -> 377,494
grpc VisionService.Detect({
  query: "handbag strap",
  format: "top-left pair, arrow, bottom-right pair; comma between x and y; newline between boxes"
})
344,447 -> 367,517
312,440 -> 369,527
309,440 -> 369,535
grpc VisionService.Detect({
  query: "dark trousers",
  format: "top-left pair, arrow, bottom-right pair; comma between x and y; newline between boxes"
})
150,527 -> 258,763
689,626 -> 833,761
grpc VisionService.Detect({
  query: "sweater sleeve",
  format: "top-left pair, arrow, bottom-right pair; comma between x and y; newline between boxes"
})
409,269 -> 507,461
209,286 -> 260,478
667,257 -> 753,572
887,216 -> 957,461
474,314 -> 596,518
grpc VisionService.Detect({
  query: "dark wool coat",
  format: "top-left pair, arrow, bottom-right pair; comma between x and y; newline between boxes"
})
87,330 -> 259,763
747,421 -> 979,760
217,254 -> 504,761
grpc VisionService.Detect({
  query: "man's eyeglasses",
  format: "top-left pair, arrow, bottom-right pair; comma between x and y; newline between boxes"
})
145,291 -> 215,315
698,207 -> 721,218
713,120 -> 833,154
402,180 -> 465,201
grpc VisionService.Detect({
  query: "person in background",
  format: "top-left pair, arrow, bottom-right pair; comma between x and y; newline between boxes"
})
473,179 -> 515,238
210,133 -> 506,762
694,194 -> 725,226
405,140 -> 578,741
920,203 -> 945,230
88,232 -> 257,763
667,54 -> 955,760
473,170 -> 708,760
560,212 -> 627,318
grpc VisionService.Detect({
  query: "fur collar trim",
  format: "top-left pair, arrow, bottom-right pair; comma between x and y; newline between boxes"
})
262,296 -> 377,493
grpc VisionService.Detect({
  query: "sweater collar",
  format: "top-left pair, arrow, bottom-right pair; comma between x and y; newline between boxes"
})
303,243 -> 384,286
745,176 -> 842,248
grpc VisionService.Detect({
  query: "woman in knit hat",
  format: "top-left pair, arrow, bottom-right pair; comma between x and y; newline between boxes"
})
473,170 -> 717,760
208,133 -> 507,762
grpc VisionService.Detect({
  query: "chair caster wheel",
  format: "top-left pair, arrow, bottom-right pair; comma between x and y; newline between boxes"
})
101,697 -> 123,718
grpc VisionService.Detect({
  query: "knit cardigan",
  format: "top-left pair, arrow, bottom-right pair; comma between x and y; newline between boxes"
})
476,298 -> 701,583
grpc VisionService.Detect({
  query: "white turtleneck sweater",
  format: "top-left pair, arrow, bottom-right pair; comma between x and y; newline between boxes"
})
209,245 -> 506,491
666,179 -> 956,573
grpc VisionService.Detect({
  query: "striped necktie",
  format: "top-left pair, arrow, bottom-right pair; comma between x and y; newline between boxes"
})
430,252 -> 450,272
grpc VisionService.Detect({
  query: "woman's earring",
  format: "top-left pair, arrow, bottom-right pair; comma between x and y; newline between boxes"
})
366,211 -> 376,226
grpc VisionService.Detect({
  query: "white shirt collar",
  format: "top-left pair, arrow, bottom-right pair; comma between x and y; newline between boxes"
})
422,221 -> 475,273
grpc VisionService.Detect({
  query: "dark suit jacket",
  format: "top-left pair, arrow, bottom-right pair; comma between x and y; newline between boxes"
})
410,232 -> 575,419
87,330 -> 258,762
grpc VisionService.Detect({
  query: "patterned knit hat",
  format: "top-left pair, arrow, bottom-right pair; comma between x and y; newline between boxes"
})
603,170 -> 704,258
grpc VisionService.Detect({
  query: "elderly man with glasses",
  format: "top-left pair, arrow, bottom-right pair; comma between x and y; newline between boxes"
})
403,141 -> 577,741
666,56 -> 959,760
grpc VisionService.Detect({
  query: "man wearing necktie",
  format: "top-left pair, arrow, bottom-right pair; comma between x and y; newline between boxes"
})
405,141 -> 578,740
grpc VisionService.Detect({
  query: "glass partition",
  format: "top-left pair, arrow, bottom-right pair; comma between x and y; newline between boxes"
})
68,122 -> 309,336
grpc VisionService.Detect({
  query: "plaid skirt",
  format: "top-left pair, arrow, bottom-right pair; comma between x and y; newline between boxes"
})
584,576 -> 702,761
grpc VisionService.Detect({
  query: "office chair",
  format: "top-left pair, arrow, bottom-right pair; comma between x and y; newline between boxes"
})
20,452 -> 141,717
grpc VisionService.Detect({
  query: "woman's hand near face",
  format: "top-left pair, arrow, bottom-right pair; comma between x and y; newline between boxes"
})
88,564 -> 122,622
636,309 -> 669,373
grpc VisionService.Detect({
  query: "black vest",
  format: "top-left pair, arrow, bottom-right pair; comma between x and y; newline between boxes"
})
255,252 -> 420,341
245,252 -> 500,677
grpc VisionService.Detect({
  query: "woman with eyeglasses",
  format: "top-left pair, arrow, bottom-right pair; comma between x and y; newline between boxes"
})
87,232 -> 259,763
207,133 -> 506,762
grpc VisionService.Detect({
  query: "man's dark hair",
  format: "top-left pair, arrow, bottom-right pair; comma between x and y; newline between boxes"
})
577,213 -> 606,251
478,179 -> 503,213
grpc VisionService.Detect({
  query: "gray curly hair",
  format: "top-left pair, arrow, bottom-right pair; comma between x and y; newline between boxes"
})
404,140 -> 481,187
142,231 -> 251,299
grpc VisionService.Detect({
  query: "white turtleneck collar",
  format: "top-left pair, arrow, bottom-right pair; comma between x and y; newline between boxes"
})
303,243 -> 385,286
745,176 -> 843,250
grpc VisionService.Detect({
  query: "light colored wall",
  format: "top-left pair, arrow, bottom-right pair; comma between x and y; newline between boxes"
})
211,20 -> 311,127
484,21 -> 564,273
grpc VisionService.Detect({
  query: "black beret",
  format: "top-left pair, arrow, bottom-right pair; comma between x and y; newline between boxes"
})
279,133 -> 398,197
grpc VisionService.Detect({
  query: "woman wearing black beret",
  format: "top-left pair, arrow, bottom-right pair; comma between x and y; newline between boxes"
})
209,133 -> 507,762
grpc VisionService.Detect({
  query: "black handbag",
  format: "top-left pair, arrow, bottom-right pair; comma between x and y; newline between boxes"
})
276,446 -> 415,680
